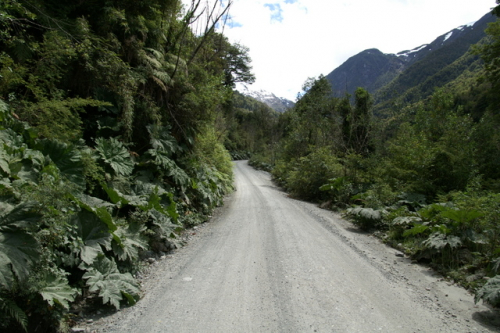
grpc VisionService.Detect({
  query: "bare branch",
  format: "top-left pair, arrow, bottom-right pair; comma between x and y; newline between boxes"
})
187,0 -> 233,66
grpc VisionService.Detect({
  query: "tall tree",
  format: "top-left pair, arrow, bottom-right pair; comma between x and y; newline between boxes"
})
475,2 -> 500,110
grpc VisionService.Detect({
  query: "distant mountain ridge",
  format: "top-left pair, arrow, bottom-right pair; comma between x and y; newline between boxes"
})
325,12 -> 496,109
238,88 -> 295,113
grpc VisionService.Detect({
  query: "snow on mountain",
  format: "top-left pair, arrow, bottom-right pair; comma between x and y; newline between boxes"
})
325,12 -> 495,100
239,87 -> 295,113
443,31 -> 453,42
397,44 -> 429,58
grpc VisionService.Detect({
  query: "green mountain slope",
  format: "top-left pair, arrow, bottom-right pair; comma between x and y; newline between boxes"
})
325,12 -> 496,114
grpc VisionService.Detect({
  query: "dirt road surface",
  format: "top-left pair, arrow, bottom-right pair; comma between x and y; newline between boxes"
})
85,161 -> 499,332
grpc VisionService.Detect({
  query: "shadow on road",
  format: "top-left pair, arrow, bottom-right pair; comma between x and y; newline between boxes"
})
345,226 -> 370,235
472,309 -> 500,332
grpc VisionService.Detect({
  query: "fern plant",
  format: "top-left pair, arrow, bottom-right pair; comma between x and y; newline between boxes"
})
0,293 -> 28,332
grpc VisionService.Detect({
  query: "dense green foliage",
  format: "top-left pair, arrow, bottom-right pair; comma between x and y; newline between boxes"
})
0,0 -> 254,331
225,91 -> 279,161
252,7 -> 500,308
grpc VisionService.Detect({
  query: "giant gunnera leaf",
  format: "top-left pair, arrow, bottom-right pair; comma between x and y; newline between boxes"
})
36,139 -> 85,189
82,255 -> 140,309
475,275 -> 500,307
0,202 -> 41,289
422,232 -> 461,251
345,207 -> 383,230
39,272 -> 77,309
147,125 -> 181,156
112,222 -> 148,262
71,210 -> 112,265
95,137 -> 135,176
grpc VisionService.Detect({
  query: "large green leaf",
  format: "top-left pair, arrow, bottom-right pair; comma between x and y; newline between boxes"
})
95,137 -> 135,176
148,209 -> 182,240
0,202 -> 41,288
403,224 -> 429,237
0,231 -> 39,289
102,183 -> 147,208
146,149 -> 189,188
423,232 -> 462,251
82,256 -> 140,309
440,209 -> 484,225
0,128 -> 24,151
112,222 -> 148,262
475,275 -> 500,307
0,201 -> 41,230
392,216 -> 422,225
319,177 -> 348,192
70,194 -> 117,232
138,189 -> 179,222
39,272 -> 77,309
0,146 -> 11,175
493,257 -> 500,274
36,139 -> 85,188
0,136 -> 46,183
146,125 -> 180,156
347,207 -> 382,221
72,210 -> 112,265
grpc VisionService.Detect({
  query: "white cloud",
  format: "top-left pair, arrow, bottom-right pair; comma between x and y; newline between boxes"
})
184,0 -> 496,100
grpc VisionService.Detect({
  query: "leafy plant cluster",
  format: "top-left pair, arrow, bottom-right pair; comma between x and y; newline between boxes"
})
0,0 -> 249,331
256,4 -> 500,309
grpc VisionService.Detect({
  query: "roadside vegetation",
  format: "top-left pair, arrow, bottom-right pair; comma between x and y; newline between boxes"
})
0,0 -> 257,331
251,1 -> 500,310
2,0 -> 500,330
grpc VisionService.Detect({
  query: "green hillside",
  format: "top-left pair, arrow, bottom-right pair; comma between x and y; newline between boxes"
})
374,13 -> 495,113
251,4 -> 500,310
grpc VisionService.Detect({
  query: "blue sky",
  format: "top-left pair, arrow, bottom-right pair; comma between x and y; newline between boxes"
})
184,0 -> 497,100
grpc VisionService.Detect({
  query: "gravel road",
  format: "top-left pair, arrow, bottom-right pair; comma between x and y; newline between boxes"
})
83,160 -> 499,332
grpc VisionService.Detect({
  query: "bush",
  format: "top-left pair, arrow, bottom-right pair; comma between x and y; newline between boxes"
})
193,126 -> 233,179
283,147 -> 343,201
249,153 -> 273,172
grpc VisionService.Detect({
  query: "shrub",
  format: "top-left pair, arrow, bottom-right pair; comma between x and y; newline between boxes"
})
284,147 -> 343,201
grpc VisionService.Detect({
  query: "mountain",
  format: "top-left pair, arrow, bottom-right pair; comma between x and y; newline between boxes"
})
238,87 -> 295,113
325,12 -> 496,110
325,48 -> 404,98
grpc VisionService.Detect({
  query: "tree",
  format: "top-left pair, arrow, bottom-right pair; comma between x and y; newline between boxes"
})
340,87 -> 373,155
475,2 -> 500,109
223,42 -> 255,87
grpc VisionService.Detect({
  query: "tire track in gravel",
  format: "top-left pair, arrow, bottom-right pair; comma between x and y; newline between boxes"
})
84,160 -> 499,333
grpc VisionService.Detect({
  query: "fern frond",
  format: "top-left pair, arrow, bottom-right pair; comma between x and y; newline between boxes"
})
152,69 -> 172,85
144,48 -> 164,61
152,76 -> 168,92
0,295 -> 28,332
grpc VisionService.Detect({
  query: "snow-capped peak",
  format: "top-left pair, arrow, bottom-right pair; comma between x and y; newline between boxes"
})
238,86 -> 295,113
